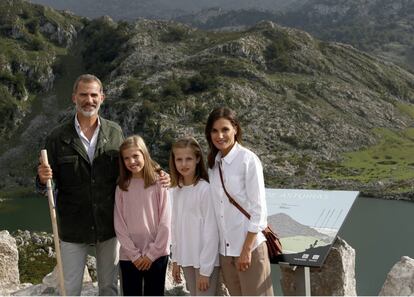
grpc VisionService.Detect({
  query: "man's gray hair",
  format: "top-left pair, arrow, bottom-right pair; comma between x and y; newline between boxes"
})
72,74 -> 103,94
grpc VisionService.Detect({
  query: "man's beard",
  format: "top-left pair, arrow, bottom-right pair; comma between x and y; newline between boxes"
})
76,102 -> 101,118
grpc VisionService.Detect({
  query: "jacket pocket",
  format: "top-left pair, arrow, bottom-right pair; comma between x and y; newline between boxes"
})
57,155 -> 79,186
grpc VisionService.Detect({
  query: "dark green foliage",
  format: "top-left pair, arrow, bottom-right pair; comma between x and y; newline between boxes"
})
141,99 -> 155,118
27,35 -> 46,51
0,71 -> 26,98
122,78 -> 141,99
192,105 -> 208,122
81,19 -> 131,79
162,80 -> 183,98
159,70 -> 218,105
0,87 -> 18,138
160,26 -> 187,43
18,244 -> 56,284
188,74 -> 208,92
141,85 -> 155,99
382,78 -> 410,99
12,231 -> 56,285
264,31 -> 297,72
181,72 -> 219,94
25,18 -> 39,34
158,128 -> 176,167
20,7 -> 33,20
51,57 -> 65,76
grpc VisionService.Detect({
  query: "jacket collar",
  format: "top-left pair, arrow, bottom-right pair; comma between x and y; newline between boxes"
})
95,117 -> 110,158
60,115 -> 109,163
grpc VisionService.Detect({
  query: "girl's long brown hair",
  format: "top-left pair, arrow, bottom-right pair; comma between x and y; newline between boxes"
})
118,135 -> 158,191
205,107 -> 242,168
169,136 -> 209,187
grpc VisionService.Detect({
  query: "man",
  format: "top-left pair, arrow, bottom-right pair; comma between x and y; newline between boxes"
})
37,74 -> 168,295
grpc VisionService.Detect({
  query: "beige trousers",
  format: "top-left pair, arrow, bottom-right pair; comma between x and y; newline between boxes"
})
182,266 -> 220,296
220,242 -> 274,296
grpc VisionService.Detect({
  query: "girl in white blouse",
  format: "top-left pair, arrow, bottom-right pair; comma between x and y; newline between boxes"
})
169,136 -> 220,296
205,107 -> 274,296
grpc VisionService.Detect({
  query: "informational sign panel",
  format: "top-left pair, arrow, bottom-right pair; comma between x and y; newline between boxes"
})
266,189 -> 358,267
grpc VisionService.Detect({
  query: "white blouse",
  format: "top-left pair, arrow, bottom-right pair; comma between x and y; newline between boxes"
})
209,142 -> 267,257
170,179 -> 219,277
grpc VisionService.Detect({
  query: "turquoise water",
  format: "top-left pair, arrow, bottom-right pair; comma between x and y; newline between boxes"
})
1,195 -> 413,295
0,196 -> 51,232
338,197 -> 414,295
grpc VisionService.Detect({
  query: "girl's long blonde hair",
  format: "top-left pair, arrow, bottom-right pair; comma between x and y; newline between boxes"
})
169,136 -> 209,188
118,135 -> 158,191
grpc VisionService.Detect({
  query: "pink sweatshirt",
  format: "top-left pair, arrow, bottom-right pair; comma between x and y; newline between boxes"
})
114,178 -> 171,262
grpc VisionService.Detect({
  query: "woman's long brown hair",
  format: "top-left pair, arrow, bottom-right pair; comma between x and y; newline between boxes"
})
169,136 -> 209,187
118,135 -> 158,191
205,107 -> 242,168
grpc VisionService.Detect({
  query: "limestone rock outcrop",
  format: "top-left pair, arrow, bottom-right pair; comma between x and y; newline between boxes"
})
12,266 -> 93,296
0,231 -> 20,295
0,231 -> 34,296
379,256 -> 414,296
280,236 -> 356,296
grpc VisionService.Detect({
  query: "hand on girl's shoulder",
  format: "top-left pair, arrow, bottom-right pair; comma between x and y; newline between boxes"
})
155,179 -> 169,195
157,170 -> 171,188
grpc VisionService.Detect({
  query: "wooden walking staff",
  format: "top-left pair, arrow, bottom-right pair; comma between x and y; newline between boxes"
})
41,149 -> 66,296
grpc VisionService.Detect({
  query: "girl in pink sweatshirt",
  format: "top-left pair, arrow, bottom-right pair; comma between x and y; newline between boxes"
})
114,135 -> 171,296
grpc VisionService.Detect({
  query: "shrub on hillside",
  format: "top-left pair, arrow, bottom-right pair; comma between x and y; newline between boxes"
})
122,78 -> 141,99
160,26 -> 187,43
81,19 -> 131,79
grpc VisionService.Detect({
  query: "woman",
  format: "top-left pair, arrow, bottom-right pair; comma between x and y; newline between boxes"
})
205,107 -> 274,296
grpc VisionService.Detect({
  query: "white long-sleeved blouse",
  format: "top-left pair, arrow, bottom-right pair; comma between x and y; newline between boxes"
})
209,142 -> 267,257
170,179 -> 220,277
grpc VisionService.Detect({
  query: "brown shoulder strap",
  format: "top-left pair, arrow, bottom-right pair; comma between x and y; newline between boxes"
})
218,162 -> 251,220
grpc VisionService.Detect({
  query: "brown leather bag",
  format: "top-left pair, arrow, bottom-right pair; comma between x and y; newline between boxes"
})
218,164 -> 282,263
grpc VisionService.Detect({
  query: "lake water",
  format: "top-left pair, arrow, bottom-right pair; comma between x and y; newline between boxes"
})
1,195 -> 413,295
338,196 -> 414,295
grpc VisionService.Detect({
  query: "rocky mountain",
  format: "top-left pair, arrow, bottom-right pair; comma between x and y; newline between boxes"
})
175,0 -> 414,72
0,0 -> 84,140
268,213 -> 329,240
0,2 -> 413,199
98,19 -> 414,198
